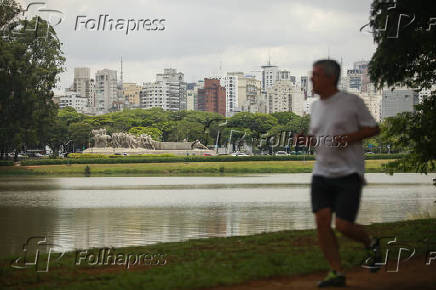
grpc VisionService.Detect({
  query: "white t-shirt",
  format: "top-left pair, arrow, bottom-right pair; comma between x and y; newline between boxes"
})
309,91 -> 377,178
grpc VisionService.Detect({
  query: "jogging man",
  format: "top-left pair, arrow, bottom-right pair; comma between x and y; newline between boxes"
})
308,59 -> 381,287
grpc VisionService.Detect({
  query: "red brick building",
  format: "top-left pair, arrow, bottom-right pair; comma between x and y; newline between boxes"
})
198,79 -> 226,116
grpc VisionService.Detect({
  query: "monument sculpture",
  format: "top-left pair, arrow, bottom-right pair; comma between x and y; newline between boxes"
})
84,129 -> 215,156
91,129 -> 112,148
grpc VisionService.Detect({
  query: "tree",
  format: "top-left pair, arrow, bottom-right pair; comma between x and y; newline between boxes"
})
227,112 -> 278,139
128,127 -> 162,141
368,0 -> 436,173
0,0 -> 65,160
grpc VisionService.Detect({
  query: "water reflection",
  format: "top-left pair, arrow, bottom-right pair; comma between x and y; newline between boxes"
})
0,174 -> 435,258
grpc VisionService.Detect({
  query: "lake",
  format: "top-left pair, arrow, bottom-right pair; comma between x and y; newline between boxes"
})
0,173 -> 435,258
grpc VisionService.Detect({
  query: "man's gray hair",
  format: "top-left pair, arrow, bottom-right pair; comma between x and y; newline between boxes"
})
313,59 -> 341,86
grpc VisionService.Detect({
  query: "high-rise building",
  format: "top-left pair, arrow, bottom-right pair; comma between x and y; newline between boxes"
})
261,63 -> 279,91
58,91 -> 88,113
304,95 -> 319,115
141,68 -> 186,111
381,88 -> 419,119
194,80 -> 204,111
197,79 -> 226,116
360,92 -> 382,122
346,69 -> 363,92
221,73 -> 240,117
95,69 -> 118,113
156,68 -> 187,111
266,80 -> 305,115
186,88 -> 195,111
236,74 -> 262,113
123,83 -> 141,106
140,81 -> 167,109
73,67 -> 91,98
345,60 -> 370,93
88,78 -> 96,108
300,76 -> 308,97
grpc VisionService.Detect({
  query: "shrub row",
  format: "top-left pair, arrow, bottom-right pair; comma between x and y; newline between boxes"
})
0,160 -> 14,166
20,153 -> 405,166
67,153 -> 176,159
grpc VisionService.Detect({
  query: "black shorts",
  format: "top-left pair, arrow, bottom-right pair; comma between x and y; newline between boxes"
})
311,173 -> 363,223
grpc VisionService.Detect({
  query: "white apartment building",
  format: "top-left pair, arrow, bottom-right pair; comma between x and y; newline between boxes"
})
237,74 -> 262,113
381,88 -> 419,119
141,82 -> 168,110
221,73 -> 240,117
95,69 -> 118,113
88,79 -> 95,108
304,95 -> 319,115
261,63 -> 293,91
261,64 -> 278,91
58,91 -> 88,113
266,80 -> 305,115
141,68 -> 186,111
186,89 -> 195,111
360,92 -> 382,122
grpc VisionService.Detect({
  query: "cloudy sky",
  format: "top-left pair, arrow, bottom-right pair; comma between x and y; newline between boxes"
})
17,0 -> 377,92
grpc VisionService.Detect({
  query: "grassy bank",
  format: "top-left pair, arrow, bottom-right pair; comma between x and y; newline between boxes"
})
0,160 -> 396,176
1,219 -> 434,289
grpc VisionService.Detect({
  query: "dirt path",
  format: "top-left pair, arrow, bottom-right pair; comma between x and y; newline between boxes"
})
205,257 -> 436,290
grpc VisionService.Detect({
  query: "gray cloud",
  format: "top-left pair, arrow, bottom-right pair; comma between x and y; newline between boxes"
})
17,0 -> 375,90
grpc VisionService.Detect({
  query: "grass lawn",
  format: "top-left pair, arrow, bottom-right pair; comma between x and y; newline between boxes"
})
0,160 -> 394,176
1,219 -> 435,289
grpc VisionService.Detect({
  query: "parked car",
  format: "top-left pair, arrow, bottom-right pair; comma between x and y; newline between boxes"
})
275,151 -> 289,156
203,153 -> 213,156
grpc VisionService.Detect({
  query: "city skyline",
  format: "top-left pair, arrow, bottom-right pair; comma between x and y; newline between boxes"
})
13,0 -> 376,94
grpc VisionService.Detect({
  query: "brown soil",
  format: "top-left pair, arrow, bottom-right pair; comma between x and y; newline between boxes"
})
204,256 -> 436,290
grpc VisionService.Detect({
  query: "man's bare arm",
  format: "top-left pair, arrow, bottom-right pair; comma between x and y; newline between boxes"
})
343,126 -> 380,144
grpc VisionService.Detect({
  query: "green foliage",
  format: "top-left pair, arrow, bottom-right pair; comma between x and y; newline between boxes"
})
227,112 -> 278,138
1,219 -> 434,289
67,153 -> 177,159
20,154 -> 404,166
128,127 -> 162,141
0,0 -> 65,158
368,0 -> 436,173
0,160 -> 14,166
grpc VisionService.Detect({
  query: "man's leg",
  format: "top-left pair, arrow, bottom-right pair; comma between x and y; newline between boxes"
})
335,218 -> 371,248
315,208 -> 342,272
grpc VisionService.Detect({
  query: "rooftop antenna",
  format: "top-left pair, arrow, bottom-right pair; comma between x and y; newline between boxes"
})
327,47 -> 330,59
